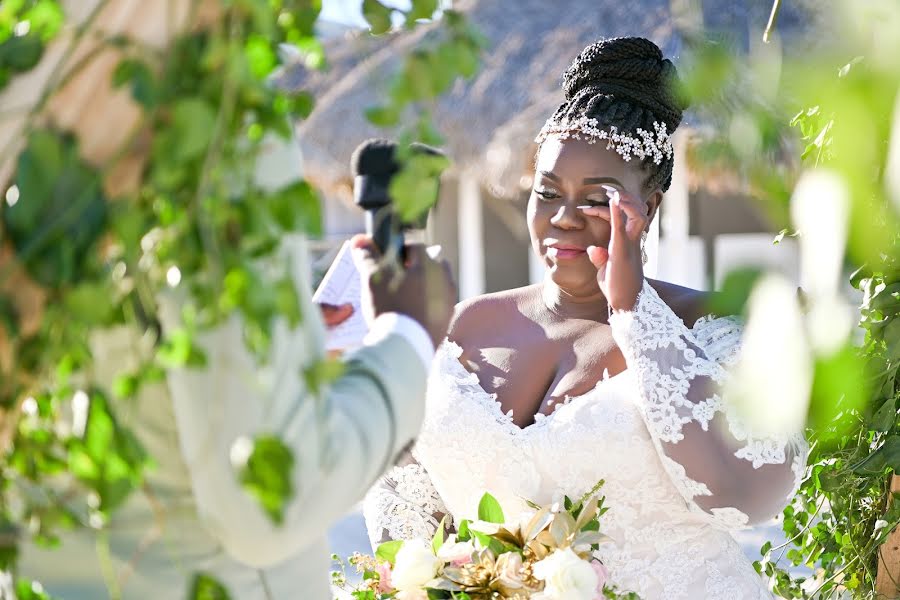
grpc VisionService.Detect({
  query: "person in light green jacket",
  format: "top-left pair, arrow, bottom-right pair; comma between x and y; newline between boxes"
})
17,145 -> 457,599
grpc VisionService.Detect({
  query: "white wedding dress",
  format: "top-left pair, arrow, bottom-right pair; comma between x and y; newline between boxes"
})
364,281 -> 807,599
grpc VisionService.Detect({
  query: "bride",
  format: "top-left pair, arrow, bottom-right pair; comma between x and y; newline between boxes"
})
363,37 -> 806,599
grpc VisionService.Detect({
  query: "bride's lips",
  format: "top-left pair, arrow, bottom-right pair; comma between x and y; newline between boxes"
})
546,243 -> 587,260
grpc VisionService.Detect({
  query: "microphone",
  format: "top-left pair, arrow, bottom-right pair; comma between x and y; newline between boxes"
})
350,139 -> 444,256
351,139 -> 400,256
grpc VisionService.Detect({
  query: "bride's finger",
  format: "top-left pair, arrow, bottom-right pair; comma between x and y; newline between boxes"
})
609,194 -> 628,238
586,245 -> 609,270
614,196 -> 649,241
577,205 -> 612,220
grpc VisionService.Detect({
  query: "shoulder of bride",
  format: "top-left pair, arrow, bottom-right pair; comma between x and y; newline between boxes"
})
647,278 -> 712,324
449,286 -> 532,341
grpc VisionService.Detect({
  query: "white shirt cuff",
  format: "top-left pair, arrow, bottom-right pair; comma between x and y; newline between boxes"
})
363,313 -> 435,371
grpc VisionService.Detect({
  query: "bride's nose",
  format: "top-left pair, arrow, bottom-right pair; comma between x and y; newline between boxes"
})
549,201 -> 585,229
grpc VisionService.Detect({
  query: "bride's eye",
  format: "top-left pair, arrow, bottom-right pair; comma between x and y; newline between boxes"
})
534,188 -> 560,201
584,194 -> 610,207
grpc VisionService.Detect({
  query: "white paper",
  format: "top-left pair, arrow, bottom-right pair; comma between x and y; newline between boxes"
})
312,241 -> 368,352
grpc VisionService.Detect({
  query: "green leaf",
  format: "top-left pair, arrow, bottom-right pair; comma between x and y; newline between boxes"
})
432,515 -> 447,554
4,130 -> 107,286
854,436 -> 900,474
477,493 -> 505,524
362,0 -> 393,34
407,0 -> 439,25
886,319 -> 900,362
807,344 -> 868,434
15,579 -> 54,600
364,105 -> 400,127
244,34 -> 277,79
375,540 -> 403,564
170,98 -> 217,161
0,33 -> 44,72
235,434 -> 295,525
456,519 -> 471,541
267,179 -> 322,236
288,91 -> 315,119
390,151 -> 449,224
302,357 -> 344,396
188,572 -> 232,600
65,282 -> 117,326
871,397 -> 898,432
156,329 -> 207,368
112,58 -> 157,108
709,267 -> 763,317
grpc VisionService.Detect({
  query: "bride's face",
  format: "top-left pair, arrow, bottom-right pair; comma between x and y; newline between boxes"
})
527,135 -> 648,293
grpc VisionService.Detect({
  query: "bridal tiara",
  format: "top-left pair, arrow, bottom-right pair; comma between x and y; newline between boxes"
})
534,116 -> 674,165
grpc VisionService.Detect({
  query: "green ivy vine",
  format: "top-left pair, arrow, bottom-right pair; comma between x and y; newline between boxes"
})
0,1 -> 482,597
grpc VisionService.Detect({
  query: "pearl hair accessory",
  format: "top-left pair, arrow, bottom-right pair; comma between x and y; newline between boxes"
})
535,116 -> 674,165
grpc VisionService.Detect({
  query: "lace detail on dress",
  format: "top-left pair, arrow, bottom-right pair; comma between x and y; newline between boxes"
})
363,453 -> 448,548
609,281 -> 807,529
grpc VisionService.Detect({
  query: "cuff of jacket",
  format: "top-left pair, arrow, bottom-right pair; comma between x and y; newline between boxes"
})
364,312 -> 435,371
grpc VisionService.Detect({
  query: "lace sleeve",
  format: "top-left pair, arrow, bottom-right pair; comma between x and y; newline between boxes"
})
363,448 -> 449,548
609,281 -> 807,530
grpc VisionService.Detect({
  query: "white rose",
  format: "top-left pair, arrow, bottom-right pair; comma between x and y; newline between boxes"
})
532,547 -> 599,600
391,539 -> 441,591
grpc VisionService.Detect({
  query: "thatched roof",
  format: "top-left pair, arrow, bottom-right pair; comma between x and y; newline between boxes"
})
282,0 -> 818,201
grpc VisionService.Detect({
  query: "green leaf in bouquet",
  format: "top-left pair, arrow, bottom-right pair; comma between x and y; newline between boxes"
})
456,519 -> 471,542
477,492 -> 504,524
235,434 -> 295,525
188,572 -> 232,600
432,514 -> 448,554
375,539 -> 403,564
575,496 -> 600,532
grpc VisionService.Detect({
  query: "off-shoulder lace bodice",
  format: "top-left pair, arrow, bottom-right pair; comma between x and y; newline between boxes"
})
364,281 -> 807,599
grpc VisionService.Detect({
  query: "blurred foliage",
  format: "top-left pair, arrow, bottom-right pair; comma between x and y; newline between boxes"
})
0,0 -> 64,91
361,0 -> 485,222
682,1 -> 900,596
0,0 -> 481,597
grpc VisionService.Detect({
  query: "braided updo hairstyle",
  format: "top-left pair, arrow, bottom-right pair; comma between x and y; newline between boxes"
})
544,37 -> 688,192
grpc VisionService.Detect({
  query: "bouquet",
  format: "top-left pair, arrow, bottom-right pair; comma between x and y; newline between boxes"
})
332,481 -> 638,600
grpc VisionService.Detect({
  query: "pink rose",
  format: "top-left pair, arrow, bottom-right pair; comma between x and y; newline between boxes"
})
376,561 -> 393,593
592,561 -> 609,598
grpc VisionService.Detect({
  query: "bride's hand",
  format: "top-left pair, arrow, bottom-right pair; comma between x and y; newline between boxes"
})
581,186 -> 647,311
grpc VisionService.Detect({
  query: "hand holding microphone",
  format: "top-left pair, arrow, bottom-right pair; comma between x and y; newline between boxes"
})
349,139 -> 456,348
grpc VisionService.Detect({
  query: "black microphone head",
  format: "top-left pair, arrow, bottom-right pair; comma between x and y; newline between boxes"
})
350,138 -> 400,178
351,139 -> 399,211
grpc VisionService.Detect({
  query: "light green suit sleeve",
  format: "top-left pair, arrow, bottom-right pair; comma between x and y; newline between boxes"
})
162,236 -> 428,569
